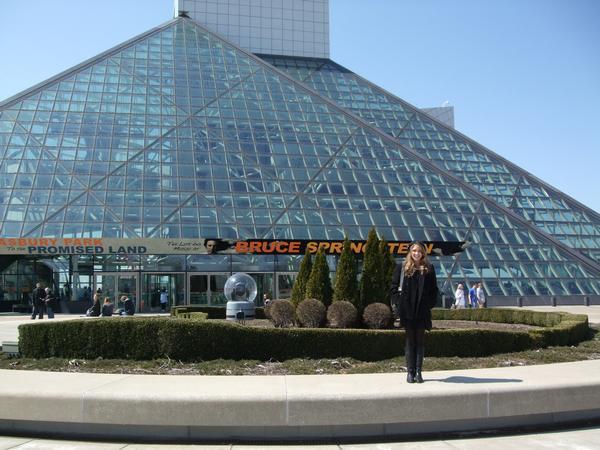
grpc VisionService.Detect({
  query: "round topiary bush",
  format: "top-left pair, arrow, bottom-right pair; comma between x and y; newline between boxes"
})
363,302 -> 392,329
327,301 -> 358,328
296,298 -> 326,328
268,300 -> 295,328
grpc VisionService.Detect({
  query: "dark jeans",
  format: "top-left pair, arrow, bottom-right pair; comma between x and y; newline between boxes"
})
31,304 -> 44,319
404,327 -> 426,372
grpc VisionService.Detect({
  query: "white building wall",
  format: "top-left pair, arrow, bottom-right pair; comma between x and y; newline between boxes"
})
175,0 -> 330,58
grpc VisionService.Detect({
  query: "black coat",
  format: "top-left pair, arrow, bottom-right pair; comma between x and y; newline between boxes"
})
123,298 -> 135,315
45,293 -> 57,309
390,263 -> 439,329
32,287 -> 46,307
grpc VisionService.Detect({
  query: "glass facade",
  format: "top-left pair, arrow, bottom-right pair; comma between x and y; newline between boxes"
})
0,18 -> 599,311
259,55 -> 600,263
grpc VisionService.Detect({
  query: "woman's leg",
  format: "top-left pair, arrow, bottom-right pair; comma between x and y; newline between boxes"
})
404,327 -> 417,383
414,327 -> 426,383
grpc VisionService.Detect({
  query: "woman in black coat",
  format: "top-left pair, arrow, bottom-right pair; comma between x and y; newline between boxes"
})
390,242 -> 439,383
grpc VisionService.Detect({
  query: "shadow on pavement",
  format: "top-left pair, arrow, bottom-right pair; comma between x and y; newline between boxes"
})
431,376 -> 523,384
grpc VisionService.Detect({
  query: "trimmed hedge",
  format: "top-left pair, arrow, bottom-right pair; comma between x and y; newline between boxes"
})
171,305 -> 266,319
431,308 -> 590,348
18,308 -> 589,361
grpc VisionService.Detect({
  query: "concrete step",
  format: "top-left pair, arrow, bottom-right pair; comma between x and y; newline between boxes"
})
0,360 -> 599,442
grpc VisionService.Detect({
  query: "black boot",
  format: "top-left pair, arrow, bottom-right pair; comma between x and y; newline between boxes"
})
415,345 -> 425,383
405,341 -> 415,383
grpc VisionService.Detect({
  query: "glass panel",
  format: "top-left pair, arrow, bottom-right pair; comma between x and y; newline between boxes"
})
141,273 -> 185,313
277,273 -> 295,300
94,273 -> 117,300
209,274 -> 228,306
117,275 -> 137,312
189,274 -> 208,305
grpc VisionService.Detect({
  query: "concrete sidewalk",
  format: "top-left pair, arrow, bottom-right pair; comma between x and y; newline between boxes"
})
1,359 -> 600,441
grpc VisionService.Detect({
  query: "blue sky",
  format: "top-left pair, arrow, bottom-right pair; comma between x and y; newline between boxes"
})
1,0 -> 599,213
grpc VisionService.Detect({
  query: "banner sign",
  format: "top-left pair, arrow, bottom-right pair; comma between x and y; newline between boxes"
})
0,237 -> 467,256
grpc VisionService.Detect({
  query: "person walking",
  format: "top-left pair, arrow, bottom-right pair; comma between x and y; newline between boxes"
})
468,283 -> 478,308
390,241 -> 439,384
454,284 -> 466,309
44,287 -> 57,319
159,288 -> 168,313
476,282 -> 486,308
31,282 -> 46,320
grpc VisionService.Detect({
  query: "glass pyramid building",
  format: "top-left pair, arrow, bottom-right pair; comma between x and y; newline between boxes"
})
258,55 -> 600,264
0,16 -> 599,312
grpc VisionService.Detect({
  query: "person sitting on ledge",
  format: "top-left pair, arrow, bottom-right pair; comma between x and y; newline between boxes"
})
118,295 -> 135,316
86,292 -> 101,317
101,297 -> 114,317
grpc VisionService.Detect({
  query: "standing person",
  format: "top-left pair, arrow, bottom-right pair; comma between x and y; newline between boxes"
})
159,287 -> 168,312
44,287 -> 57,319
468,283 -> 478,308
454,284 -> 466,309
476,282 -> 486,308
31,282 -> 46,320
390,241 -> 439,384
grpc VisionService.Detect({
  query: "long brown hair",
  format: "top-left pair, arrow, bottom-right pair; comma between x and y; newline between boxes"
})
402,242 -> 431,276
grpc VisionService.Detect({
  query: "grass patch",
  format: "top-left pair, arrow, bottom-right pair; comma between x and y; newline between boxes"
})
3,326 -> 598,376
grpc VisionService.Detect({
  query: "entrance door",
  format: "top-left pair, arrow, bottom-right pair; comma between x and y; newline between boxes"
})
94,273 -> 138,312
141,273 -> 185,313
188,273 -> 229,306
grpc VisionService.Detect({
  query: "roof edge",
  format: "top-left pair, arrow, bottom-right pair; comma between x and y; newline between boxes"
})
324,59 -> 600,221
0,17 -> 180,110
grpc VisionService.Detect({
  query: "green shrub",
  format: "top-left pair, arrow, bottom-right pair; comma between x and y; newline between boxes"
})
18,308 -> 589,362
296,298 -> 326,328
268,300 -> 295,328
359,228 -> 383,308
291,249 -> 312,307
305,250 -> 333,307
379,238 -> 396,306
19,318 -> 163,360
327,301 -> 358,328
332,238 -> 359,307
363,302 -> 392,329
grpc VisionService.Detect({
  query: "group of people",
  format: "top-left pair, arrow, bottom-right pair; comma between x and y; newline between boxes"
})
30,282 -> 58,320
30,282 -> 136,319
453,282 -> 486,309
86,291 -> 135,317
